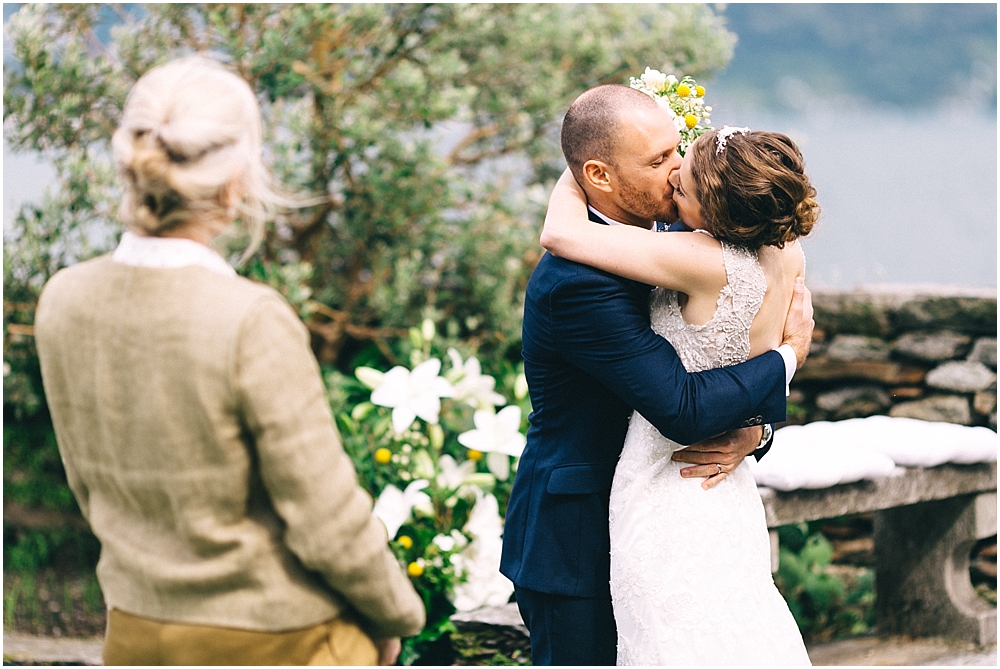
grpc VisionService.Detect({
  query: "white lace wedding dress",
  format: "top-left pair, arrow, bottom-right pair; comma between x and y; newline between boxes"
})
609,239 -> 811,666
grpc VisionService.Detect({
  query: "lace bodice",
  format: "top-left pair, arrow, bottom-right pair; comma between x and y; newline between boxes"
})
651,238 -> 766,373
608,237 -> 810,666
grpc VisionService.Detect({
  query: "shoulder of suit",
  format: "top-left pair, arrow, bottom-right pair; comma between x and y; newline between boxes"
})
534,253 -> 639,292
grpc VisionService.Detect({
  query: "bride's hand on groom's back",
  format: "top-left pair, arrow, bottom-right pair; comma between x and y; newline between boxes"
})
672,427 -> 763,490
782,277 -> 814,368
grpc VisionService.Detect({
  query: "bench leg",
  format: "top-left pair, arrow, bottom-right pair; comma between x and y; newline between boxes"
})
874,492 -> 997,646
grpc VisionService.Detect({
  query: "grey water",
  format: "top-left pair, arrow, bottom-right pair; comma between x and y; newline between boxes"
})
705,107 -> 997,289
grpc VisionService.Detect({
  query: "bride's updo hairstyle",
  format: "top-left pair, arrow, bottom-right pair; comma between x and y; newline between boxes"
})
686,129 -> 819,249
111,56 -> 279,256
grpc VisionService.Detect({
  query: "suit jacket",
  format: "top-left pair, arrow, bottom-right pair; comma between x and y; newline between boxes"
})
500,213 -> 787,598
35,256 -> 425,637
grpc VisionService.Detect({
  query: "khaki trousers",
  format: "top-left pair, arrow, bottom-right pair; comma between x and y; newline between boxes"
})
103,609 -> 379,666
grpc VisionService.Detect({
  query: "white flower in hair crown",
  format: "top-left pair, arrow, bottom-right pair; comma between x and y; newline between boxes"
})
715,126 -> 751,155
629,67 -> 712,155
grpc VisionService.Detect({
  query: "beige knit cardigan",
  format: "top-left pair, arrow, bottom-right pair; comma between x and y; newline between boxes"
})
35,256 -> 425,638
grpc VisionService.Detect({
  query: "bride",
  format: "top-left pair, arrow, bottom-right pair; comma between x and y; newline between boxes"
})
540,126 -> 817,665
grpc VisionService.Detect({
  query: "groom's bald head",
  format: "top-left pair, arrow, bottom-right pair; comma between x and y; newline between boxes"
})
561,85 -> 661,181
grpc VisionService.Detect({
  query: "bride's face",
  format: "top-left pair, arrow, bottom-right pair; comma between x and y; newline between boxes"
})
670,153 -> 706,230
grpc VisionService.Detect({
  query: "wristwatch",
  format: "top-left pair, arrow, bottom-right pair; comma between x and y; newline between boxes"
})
756,423 -> 774,452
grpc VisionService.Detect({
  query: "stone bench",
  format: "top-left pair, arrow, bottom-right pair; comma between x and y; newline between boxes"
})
452,461 -> 997,656
760,461 -> 997,646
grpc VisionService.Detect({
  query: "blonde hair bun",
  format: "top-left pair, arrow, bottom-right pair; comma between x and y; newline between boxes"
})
112,56 -> 278,255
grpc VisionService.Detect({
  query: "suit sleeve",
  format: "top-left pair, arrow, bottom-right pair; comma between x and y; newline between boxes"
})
550,274 -> 786,446
234,292 -> 425,639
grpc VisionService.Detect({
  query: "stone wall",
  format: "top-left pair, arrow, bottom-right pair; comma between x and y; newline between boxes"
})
793,286 -> 997,430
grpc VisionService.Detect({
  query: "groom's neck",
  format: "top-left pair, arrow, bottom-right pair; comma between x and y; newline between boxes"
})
585,193 -> 654,230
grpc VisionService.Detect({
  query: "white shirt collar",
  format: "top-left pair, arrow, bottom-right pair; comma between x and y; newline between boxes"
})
112,231 -> 236,277
587,205 -> 625,227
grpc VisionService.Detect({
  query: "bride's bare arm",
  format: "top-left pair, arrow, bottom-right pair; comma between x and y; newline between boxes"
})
539,169 -> 726,294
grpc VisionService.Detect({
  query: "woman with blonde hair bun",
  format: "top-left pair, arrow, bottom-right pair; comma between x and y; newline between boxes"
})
35,56 -> 424,666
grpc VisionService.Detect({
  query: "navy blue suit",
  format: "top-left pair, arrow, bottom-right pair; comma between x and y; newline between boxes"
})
500,213 -> 787,665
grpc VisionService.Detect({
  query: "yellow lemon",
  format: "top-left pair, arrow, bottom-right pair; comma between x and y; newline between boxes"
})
684,114 -> 698,129
695,85 -> 705,98
676,84 -> 691,97
374,447 -> 392,464
467,449 -> 484,461
407,561 -> 424,577
397,535 -> 413,550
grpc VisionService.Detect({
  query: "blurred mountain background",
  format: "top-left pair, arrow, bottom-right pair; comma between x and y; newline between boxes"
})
708,3 -> 996,289
714,3 -> 995,112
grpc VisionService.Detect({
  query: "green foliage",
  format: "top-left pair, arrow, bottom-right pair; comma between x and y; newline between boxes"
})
335,320 -> 530,663
774,523 -> 875,642
3,525 -> 101,574
3,419 -> 76,512
4,2 -> 735,371
4,568 -> 108,638
4,4 -> 735,661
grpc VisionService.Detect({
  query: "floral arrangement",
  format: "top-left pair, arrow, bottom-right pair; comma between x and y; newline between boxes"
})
332,319 -> 528,663
629,67 -> 712,155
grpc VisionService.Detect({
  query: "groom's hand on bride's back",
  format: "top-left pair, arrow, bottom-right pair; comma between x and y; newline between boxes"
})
782,277 -> 815,368
672,427 -> 762,490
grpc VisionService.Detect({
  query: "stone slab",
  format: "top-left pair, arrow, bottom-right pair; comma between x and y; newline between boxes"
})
926,361 -> 997,393
889,395 -> 973,425
451,602 -> 527,636
5,630 -> 997,667
758,463 -> 998,527
895,331 -> 973,363
2,632 -> 103,665
806,635 -> 997,666
827,335 -> 891,362
812,287 -> 998,339
968,338 -> 998,369
795,357 -> 927,385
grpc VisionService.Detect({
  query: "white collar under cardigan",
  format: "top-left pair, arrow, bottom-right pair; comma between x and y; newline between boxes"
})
112,230 -> 236,277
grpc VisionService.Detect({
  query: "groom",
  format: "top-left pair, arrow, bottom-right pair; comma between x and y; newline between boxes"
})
500,85 -> 815,665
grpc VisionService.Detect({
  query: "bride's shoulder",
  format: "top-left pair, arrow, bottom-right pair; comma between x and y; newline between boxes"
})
758,240 -> 805,274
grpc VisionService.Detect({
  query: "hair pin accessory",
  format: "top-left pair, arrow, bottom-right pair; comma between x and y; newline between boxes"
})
715,126 -> 751,155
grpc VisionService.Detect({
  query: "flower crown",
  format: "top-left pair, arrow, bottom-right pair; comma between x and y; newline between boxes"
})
628,67 -> 712,156
715,126 -> 751,155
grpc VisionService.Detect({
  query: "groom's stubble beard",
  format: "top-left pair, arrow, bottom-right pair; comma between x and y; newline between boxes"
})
617,176 -> 679,226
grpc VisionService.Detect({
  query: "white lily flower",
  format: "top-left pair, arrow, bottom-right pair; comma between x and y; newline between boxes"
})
437,454 -> 478,490
370,358 -> 454,434
458,406 -> 526,481
355,366 -> 384,390
457,406 -> 526,458
433,534 -> 456,552
672,114 -> 688,132
450,528 -> 469,550
447,348 -> 506,409
514,373 -> 529,400
372,479 -> 432,539
451,492 -> 514,612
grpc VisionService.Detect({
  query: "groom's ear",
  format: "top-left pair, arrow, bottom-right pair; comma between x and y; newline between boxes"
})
581,160 -> 614,194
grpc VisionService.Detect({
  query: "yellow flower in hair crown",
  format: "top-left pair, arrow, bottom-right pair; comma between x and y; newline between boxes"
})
629,67 -> 712,156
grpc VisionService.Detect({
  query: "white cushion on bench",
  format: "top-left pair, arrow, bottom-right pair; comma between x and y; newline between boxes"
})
750,416 -> 998,491
839,415 -> 998,467
749,424 -> 897,491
